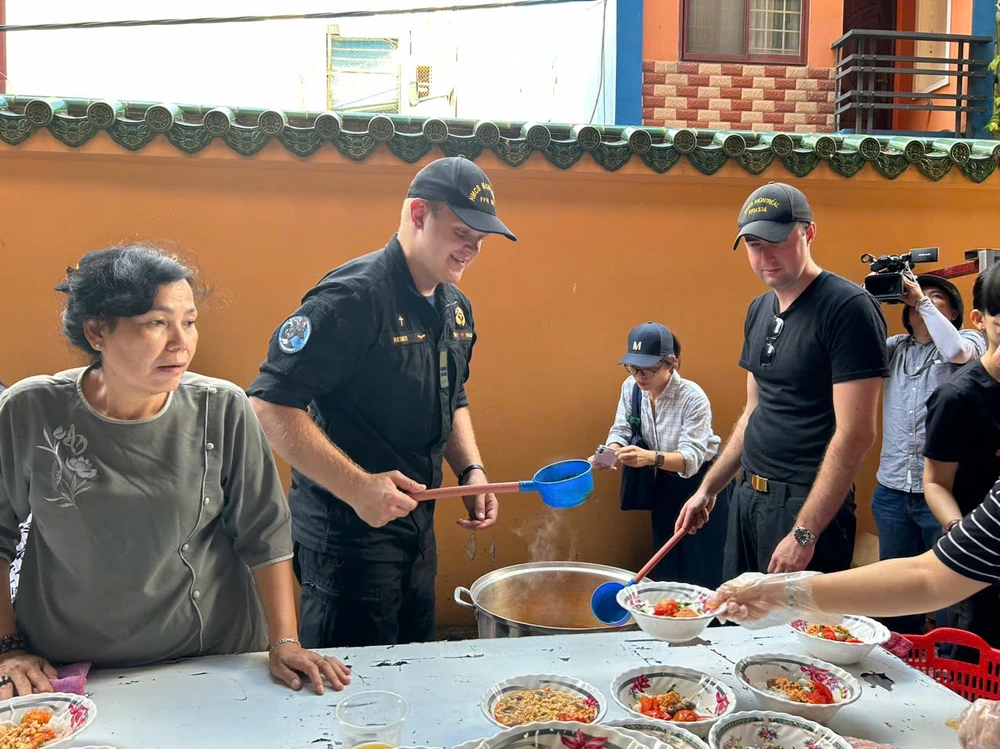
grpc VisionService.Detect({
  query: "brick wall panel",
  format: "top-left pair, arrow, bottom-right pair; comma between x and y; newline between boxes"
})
641,61 -> 837,136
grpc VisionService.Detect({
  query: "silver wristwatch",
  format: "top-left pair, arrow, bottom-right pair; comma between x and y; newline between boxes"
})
793,526 -> 817,546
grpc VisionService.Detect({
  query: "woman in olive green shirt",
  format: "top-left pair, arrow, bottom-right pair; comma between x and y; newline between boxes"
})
0,245 -> 350,697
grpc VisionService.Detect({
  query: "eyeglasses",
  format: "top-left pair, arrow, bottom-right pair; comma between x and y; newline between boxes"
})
759,315 -> 784,367
624,363 -> 665,378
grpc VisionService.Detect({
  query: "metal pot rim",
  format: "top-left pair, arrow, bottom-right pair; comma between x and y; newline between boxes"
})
462,561 -> 636,633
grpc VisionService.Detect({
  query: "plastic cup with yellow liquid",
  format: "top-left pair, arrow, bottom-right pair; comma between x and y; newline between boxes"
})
336,690 -> 410,749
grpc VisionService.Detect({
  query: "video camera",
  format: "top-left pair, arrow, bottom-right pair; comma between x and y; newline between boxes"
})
860,247 -> 939,303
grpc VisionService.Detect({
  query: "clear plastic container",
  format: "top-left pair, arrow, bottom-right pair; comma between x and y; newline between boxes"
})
335,690 -> 409,749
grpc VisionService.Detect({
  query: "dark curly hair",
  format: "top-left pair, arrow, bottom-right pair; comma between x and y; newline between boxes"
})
56,244 -> 199,366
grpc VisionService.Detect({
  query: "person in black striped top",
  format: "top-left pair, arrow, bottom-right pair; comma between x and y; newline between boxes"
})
935,476 -> 1000,587
707,474 -> 1000,748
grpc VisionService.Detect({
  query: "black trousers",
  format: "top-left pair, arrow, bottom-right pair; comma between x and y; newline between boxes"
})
650,464 -> 731,590
722,471 -> 856,579
293,541 -> 437,648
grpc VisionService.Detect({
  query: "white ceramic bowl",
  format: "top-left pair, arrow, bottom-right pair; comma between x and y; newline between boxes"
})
708,710 -> 853,749
606,719 -> 710,749
617,582 -> 718,643
482,674 -> 608,728
0,692 -> 97,749
453,720 -> 660,749
789,615 -> 890,666
734,653 -> 862,724
611,665 -> 737,739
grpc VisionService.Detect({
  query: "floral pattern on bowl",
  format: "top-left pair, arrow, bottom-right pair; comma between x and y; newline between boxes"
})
734,654 -> 862,725
617,583 -> 719,644
453,720 -> 662,749
612,666 -> 737,739
789,616 -> 890,666
482,674 -> 608,728
708,710 -> 853,749
0,692 -> 97,749
605,719 -> 710,749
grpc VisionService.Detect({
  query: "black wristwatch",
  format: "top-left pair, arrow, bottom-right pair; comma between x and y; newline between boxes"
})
793,526 -> 817,546
458,464 -> 487,485
654,452 -> 665,468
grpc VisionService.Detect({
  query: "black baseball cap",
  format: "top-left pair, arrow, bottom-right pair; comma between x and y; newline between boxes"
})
903,274 -> 964,332
619,322 -> 675,368
733,182 -> 814,250
407,156 -> 516,241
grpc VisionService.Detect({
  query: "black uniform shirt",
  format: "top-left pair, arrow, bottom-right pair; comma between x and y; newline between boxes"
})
248,236 -> 476,560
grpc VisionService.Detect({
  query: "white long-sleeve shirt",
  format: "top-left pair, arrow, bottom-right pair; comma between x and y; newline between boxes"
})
605,372 -> 721,478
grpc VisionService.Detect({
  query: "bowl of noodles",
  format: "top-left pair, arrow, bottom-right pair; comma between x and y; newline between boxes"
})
616,583 -> 719,643
789,615 -> 889,666
482,674 -> 607,728
0,692 -> 96,749
611,665 -> 736,739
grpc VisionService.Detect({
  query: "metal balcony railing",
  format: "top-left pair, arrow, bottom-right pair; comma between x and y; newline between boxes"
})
831,29 -> 993,137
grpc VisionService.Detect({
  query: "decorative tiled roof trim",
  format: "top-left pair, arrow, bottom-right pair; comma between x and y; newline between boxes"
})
1,96 -> 998,183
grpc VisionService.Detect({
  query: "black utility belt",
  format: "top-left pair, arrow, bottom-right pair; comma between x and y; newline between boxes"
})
740,468 -> 812,495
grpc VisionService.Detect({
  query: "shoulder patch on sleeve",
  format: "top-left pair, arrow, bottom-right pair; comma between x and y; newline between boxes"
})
277,315 -> 312,354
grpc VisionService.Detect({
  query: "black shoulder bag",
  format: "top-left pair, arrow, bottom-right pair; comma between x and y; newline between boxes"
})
619,382 -> 657,511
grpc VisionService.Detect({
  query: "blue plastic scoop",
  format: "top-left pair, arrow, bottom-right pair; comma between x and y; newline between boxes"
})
590,527 -> 688,625
413,459 -> 593,509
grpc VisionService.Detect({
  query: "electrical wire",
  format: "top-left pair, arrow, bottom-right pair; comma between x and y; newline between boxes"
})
587,0 -> 608,124
0,0 -> 595,33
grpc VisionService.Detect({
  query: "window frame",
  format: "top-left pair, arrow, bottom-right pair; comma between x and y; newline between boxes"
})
680,0 -> 810,65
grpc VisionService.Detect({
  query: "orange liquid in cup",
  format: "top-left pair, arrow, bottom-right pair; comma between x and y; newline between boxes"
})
354,743 -> 394,749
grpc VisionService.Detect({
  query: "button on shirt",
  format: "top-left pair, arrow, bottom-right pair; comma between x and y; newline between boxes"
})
0,369 -> 293,668
877,329 -> 986,492
247,236 -> 475,561
605,373 -> 721,478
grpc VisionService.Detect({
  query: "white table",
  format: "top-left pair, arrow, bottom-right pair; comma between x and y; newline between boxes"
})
78,628 -> 968,748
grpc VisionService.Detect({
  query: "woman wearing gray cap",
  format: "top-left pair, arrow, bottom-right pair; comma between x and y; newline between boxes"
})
591,322 -> 729,587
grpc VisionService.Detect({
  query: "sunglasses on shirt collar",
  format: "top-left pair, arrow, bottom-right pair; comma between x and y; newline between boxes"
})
760,315 -> 784,367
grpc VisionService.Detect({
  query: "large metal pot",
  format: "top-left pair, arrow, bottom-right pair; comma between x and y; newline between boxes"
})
453,561 -> 639,638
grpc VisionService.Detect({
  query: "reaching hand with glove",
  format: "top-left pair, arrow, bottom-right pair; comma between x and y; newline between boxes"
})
958,699 -> 1000,749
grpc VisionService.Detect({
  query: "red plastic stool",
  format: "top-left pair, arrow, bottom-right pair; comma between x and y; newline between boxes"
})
904,627 -> 1000,701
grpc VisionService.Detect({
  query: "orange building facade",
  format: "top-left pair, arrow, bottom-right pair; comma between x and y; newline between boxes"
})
641,1 -> 985,134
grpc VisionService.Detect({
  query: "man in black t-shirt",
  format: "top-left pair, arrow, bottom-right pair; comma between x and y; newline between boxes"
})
676,182 -> 888,577
923,265 -> 1000,647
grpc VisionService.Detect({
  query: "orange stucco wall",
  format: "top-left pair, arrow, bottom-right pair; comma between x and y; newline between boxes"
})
1,134 -> 997,633
643,0 -> 845,68
894,0 -> 976,133
644,0 -> 680,61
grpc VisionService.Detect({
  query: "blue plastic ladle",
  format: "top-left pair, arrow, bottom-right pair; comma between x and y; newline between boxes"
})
412,459 -> 593,509
590,527 -> 688,625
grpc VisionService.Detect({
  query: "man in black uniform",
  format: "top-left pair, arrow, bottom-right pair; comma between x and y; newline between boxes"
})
248,157 -> 515,647
676,182 -> 887,576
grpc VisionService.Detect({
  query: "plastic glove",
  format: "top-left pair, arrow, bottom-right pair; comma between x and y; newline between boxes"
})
708,571 -> 839,630
958,699 -> 1000,749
